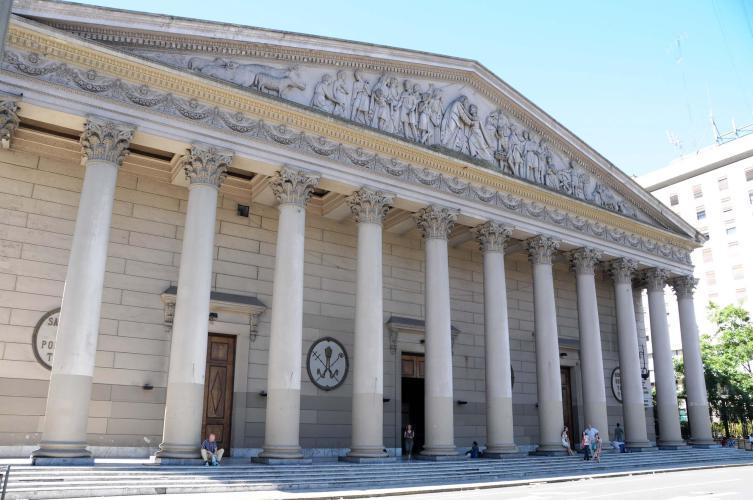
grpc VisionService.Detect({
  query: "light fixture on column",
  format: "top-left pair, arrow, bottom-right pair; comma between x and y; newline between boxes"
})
237,204 -> 250,217
209,312 -> 218,321
456,400 -> 468,406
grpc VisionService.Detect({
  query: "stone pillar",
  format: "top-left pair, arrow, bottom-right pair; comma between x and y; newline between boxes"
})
571,248 -> 609,444
670,276 -> 716,446
644,269 -> 685,448
473,222 -> 517,456
610,259 -> 652,450
156,145 -> 233,459
527,236 -> 565,454
0,95 -> 20,149
32,118 -> 135,462
414,205 -> 459,458
345,188 -> 394,461
257,166 -> 320,462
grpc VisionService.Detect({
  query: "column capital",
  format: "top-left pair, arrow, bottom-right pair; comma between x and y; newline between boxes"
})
414,205 -> 458,240
80,116 -> 136,166
180,144 -> 234,188
347,187 -> 394,224
610,258 -> 637,285
571,247 -> 602,275
270,166 -> 321,207
472,221 -> 512,253
644,268 -> 670,293
670,275 -> 698,299
527,235 -> 559,265
0,96 -> 20,149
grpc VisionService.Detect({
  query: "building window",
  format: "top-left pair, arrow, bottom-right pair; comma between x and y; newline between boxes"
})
709,293 -> 719,302
749,191 -> 753,204
736,288 -> 747,302
723,204 -> 734,214
746,169 -> 753,182
719,176 -> 729,190
693,185 -> 703,199
669,194 -> 679,206
706,271 -> 717,287
702,248 -> 713,263
733,265 -> 745,280
696,207 -> 706,220
729,242 -> 740,258
726,226 -> 737,236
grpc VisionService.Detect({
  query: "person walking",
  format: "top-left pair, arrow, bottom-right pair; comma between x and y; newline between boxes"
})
593,432 -> 603,463
403,424 -> 415,460
581,430 -> 591,461
561,426 -> 575,456
612,422 -> 625,453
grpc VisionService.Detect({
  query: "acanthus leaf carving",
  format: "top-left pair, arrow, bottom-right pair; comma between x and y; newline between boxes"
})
472,221 -> 512,253
610,258 -> 637,285
527,235 -> 560,265
669,275 -> 698,299
0,96 -> 20,148
80,116 -> 135,166
269,166 -> 320,207
643,268 -> 670,292
180,144 -> 233,188
347,187 -> 394,225
414,205 -> 458,240
571,247 -> 602,275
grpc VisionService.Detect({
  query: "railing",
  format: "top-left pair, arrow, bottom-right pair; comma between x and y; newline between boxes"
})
0,465 -> 9,500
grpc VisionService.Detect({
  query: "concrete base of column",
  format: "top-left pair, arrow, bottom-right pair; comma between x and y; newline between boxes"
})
625,443 -> 656,452
153,458 -> 205,466
252,456 -> 312,465
156,381 -> 205,459
154,443 -> 200,459
529,447 -> 568,456
30,443 -> 92,459
346,444 -> 389,459
339,455 -> 397,463
415,453 -> 466,461
257,444 -> 305,460
483,444 -> 518,457
31,457 -> 94,466
657,442 -> 687,450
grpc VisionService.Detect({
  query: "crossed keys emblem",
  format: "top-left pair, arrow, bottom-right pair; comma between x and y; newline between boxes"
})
308,338 -> 349,390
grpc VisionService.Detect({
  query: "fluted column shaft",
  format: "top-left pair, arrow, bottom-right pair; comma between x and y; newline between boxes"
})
528,236 -> 565,454
415,206 -> 459,457
258,167 -> 320,460
33,118 -> 135,460
572,248 -> 609,444
157,145 -> 233,459
611,259 -> 651,448
645,269 -> 685,448
474,222 -> 516,455
346,188 -> 393,459
671,276 -> 715,446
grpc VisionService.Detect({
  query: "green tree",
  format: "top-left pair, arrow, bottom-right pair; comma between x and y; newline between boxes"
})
698,304 -> 753,438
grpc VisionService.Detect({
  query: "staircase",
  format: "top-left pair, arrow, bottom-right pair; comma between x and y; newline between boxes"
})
3,448 -> 752,499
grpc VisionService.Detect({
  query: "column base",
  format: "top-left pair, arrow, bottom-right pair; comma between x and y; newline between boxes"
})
689,439 -> 720,448
345,445 -> 390,460
253,456 -> 312,465
657,440 -> 687,450
31,457 -> 95,466
530,444 -> 567,456
256,445 -> 305,460
155,442 -> 200,459
415,453 -> 467,462
31,442 -> 92,460
483,444 -> 518,458
625,442 -> 656,452
339,455 -> 397,463
153,458 -> 206,466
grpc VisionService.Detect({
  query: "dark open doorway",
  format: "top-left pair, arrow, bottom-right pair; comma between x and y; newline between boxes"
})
561,366 -> 575,446
401,353 -> 425,454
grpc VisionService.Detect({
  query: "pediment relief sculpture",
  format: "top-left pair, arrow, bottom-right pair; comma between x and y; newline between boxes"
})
137,52 -> 646,223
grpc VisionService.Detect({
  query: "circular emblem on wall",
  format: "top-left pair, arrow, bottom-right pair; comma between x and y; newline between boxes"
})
307,337 -> 348,391
611,367 -> 623,403
32,308 -> 60,370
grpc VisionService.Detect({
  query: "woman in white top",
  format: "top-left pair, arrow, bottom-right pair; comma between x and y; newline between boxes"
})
561,426 -> 575,456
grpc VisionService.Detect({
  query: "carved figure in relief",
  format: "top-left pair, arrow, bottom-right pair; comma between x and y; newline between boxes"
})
371,87 -> 391,131
399,80 -> 419,140
506,125 -> 525,177
332,70 -> 350,117
252,66 -> 306,98
350,70 -> 371,124
427,86 -> 445,145
544,155 -> 560,189
466,104 -> 494,162
311,74 -> 336,112
386,76 -> 401,133
441,95 -> 472,151
416,90 -> 432,144
486,109 -> 512,174
522,131 -> 542,183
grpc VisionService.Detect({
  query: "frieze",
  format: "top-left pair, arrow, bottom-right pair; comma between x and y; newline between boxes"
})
1,48 -> 694,267
139,52 -> 645,221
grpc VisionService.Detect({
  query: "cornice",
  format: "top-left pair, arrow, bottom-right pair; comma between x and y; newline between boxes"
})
19,15 -> 694,232
1,22 -> 697,267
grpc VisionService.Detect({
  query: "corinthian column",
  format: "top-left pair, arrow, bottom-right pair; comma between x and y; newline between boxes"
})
473,222 -> 517,456
527,236 -> 565,454
572,248 -> 609,445
414,205 -> 459,458
157,145 -> 233,460
345,188 -> 394,461
644,269 -> 685,448
670,276 -> 715,446
0,96 -> 20,148
610,259 -> 651,450
32,118 -> 135,462
257,167 -> 320,462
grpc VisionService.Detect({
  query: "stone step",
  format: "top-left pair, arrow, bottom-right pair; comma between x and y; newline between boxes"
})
4,449 -> 750,499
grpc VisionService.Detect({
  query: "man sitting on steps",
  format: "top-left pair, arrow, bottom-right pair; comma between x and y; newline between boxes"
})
201,433 -> 224,466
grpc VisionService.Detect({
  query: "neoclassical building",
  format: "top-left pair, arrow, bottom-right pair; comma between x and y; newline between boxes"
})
0,0 -> 715,463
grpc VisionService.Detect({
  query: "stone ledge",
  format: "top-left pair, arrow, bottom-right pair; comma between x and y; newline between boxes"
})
339,456 -> 398,464
31,457 -> 94,466
252,457 -> 313,465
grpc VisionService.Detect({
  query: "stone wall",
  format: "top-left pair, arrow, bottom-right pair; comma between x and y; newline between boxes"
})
0,146 -> 637,457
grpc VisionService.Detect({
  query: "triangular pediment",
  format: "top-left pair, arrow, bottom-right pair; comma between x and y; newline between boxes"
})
10,0 -> 701,244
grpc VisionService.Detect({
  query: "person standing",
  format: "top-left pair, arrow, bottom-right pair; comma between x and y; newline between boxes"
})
585,423 -> 599,456
593,432 -> 603,463
403,424 -> 415,460
613,422 -> 626,453
581,430 -> 591,461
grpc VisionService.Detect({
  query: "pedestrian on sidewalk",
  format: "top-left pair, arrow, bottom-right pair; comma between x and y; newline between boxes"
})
403,424 -> 415,460
561,426 -> 575,456
593,432 -> 603,463
585,423 -> 599,457
612,422 -> 626,453
581,430 -> 591,461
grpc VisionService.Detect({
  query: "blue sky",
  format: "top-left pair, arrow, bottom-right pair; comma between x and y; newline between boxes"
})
73,0 -> 753,176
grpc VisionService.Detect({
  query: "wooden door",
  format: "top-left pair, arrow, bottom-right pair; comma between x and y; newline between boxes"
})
202,334 -> 235,455
561,367 -> 574,446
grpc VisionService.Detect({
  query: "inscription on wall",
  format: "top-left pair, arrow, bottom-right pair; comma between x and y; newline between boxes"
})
32,308 -> 59,370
